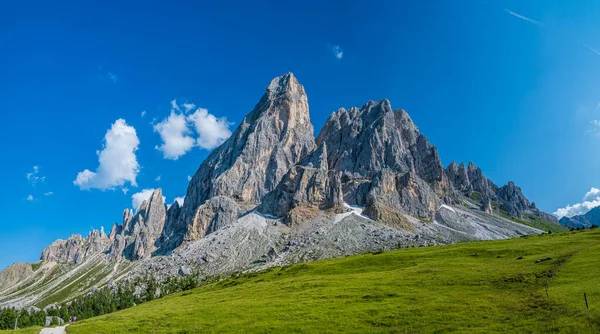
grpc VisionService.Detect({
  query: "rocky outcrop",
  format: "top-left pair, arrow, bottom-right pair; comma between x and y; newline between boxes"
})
176,73 -> 316,245
365,170 -> 438,220
466,162 -> 498,198
259,167 -> 343,219
496,182 -> 531,218
445,162 -> 558,224
155,201 -> 183,253
446,161 -> 471,194
184,196 -> 243,242
109,189 -> 167,260
182,73 -> 315,206
41,229 -> 109,264
316,99 -> 444,187
259,142 -> 344,219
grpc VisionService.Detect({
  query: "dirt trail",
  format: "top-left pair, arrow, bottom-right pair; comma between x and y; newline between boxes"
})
39,324 -> 68,334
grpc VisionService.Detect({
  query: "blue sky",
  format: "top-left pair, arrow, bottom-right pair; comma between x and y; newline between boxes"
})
1,0 -> 600,269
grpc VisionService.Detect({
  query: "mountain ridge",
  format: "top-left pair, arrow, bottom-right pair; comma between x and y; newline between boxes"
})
0,72 -> 562,309
559,206 -> 600,229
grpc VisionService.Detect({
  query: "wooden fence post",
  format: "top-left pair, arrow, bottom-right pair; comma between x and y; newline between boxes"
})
584,292 -> 589,309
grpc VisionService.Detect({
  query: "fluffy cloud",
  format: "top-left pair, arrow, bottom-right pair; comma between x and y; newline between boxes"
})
153,111 -> 195,160
183,103 -> 196,113
44,191 -> 54,196
188,108 -> 232,149
332,45 -> 343,59
131,188 -> 165,211
27,166 -> 45,186
554,187 -> 600,218
141,110 -> 146,118
170,99 -> 180,112
155,175 -> 161,182
74,119 -> 140,191
27,195 -> 34,201
154,101 -> 232,159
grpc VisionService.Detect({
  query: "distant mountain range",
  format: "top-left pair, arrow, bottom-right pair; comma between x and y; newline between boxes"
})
0,73 -> 563,309
559,206 -> 600,229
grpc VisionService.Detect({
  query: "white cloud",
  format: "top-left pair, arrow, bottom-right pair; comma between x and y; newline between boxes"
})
154,100 -> 232,159
183,103 -> 196,113
44,191 -> 54,196
141,110 -> 146,118
554,187 -> 600,218
154,111 -> 195,160
187,175 -> 192,181
188,108 -> 232,149
131,188 -> 165,211
174,196 -> 185,206
171,99 -> 180,112
583,187 -> 600,202
27,195 -> 34,201
155,175 -> 161,182
74,119 -> 140,191
332,45 -> 343,59
27,166 -> 45,186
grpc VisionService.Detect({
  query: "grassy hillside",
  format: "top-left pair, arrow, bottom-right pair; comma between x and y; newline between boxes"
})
68,230 -> 600,333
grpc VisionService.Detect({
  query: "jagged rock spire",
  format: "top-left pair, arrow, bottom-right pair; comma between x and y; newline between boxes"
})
316,99 -> 443,185
178,73 -> 316,242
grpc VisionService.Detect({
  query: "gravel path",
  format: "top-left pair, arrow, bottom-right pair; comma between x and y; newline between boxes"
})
40,325 -> 68,334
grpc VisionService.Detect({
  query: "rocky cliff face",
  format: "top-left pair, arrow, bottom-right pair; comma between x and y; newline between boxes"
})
445,162 -> 558,224
259,142 -> 344,220
41,228 -> 110,264
175,73 -> 315,246
316,100 -> 444,186
183,73 -> 314,205
108,189 -> 168,260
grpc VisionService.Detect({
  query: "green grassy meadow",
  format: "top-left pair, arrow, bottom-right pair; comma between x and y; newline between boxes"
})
65,229 -> 600,333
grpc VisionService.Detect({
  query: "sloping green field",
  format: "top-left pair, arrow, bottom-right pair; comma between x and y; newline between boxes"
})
68,230 -> 600,333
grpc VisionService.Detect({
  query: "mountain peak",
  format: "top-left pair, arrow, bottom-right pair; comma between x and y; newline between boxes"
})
266,72 -> 298,95
178,73 -> 316,243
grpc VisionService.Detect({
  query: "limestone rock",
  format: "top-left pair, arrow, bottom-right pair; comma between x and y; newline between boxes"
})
40,229 -> 109,264
446,161 -> 471,194
365,169 -> 438,220
482,197 -> 494,214
316,99 -> 443,186
108,189 -> 167,260
155,200 -> 183,254
184,196 -> 243,242
467,162 -> 498,198
258,166 -> 343,218
179,73 -> 315,243
496,182 -> 530,218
